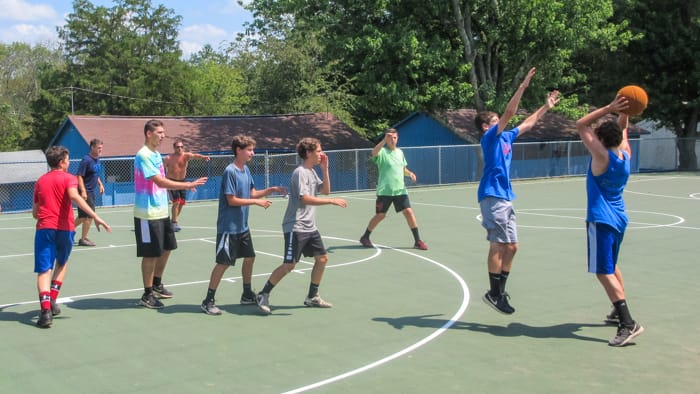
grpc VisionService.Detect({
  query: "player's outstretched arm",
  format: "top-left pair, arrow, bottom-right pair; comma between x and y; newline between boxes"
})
499,67 -> 536,133
518,90 -> 560,136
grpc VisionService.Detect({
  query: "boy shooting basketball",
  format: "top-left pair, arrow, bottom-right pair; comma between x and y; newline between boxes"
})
576,95 -> 644,347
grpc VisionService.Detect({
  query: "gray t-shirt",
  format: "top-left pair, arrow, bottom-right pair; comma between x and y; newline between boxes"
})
282,165 -> 322,233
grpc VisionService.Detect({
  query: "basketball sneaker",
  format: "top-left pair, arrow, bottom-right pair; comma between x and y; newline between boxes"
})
37,309 -> 52,328
240,292 -> 257,305
414,240 -> 428,250
139,292 -> 164,309
50,299 -> 61,316
304,294 -> 333,308
482,291 -> 515,314
605,306 -> 620,325
152,283 -> 174,299
201,300 -> 222,315
359,236 -> 374,248
256,293 -> 271,315
608,322 -> 644,347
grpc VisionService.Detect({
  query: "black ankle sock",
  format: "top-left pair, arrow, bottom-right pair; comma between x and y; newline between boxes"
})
363,229 -> 371,239
206,288 -> 216,302
308,283 -> 320,299
500,270 -> 510,294
153,276 -> 162,287
614,299 -> 634,327
488,273 -> 501,296
144,287 -> 153,295
243,283 -> 253,295
261,280 -> 275,294
411,227 -> 420,243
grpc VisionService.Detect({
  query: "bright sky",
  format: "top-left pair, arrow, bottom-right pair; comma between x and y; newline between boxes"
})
0,0 -> 253,57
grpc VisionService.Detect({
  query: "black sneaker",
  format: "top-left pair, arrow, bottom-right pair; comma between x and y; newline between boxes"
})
37,309 -> 52,328
51,299 -> 61,316
240,292 -> 257,305
359,236 -> 374,248
139,292 -> 164,309
201,300 -> 222,315
482,291 -> 515,315
608,322 -> 645,347
152,283 -> 174,299
605,306 -> 619,325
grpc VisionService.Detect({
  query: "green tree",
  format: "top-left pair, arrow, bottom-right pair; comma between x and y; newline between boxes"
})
230,21 -> 362,133
0,42 -> 63,150
31,0 -> 187,147
182,47 -> 249,115
452,0 -> 633,114
244,0 -> 633,136
577,0 -> 700,169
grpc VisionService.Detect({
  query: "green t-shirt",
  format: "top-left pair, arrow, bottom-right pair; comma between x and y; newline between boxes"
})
373,147 -> 407,196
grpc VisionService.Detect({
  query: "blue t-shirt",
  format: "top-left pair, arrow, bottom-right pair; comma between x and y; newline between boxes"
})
217,163 -> 254,234
477,124 -> 519,202
77,154 -> 101,193
586,150 -> 630,233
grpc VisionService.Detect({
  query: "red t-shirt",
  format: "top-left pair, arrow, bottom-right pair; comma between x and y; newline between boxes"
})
33,170 -> 78,231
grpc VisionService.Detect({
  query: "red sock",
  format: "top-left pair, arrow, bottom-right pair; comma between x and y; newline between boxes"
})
50,280 -> 63,300
39,291 -> 51,311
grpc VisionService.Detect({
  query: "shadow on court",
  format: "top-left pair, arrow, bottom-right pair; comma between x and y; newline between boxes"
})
65,297 -> 142,310
373,314 -> 609,343
326,244 -> 371,253
0,305 -> 46,328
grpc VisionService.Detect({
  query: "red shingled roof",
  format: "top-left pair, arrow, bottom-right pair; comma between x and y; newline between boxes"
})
67,113 -> 372,157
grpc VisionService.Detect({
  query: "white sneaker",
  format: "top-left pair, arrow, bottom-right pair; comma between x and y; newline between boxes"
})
256,293 -> 271,315
304,294 -> 333,308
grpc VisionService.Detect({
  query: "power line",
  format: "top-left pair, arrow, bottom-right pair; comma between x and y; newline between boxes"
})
48,86 -> 184,113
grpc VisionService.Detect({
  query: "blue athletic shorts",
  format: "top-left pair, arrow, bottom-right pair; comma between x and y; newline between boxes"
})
34,229 -> 75,273
586,222 -> 624,275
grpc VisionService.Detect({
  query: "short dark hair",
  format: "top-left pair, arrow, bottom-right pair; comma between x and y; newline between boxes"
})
45,146 -> 69,168
474,111 -> 497,131
595,121 -> 623,148
173,138 -> 184,148
231,135 -> 256,155
297,137 -> 320,159
144,119 -> 164,136
89,138 -> 103,147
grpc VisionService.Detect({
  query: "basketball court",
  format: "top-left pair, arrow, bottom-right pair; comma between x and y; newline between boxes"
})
0,174 -> 698,393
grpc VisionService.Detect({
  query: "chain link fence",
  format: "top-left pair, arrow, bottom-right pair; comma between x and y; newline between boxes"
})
0,137 -> 696,213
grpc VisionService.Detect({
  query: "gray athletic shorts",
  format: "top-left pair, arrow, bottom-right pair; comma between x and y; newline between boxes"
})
479,197 -> 518,243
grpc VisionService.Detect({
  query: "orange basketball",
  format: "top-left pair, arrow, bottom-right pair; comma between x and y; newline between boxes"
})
617,85 -> 648,116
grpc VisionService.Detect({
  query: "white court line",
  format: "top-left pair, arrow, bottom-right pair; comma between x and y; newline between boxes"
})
0,233 -> 470,394
283,238 -> 470,394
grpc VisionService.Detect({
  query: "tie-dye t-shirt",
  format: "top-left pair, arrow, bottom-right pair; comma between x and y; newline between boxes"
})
134,145 -> 169,220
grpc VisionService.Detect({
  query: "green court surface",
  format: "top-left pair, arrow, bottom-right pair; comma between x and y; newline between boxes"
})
1,174 -> 699,393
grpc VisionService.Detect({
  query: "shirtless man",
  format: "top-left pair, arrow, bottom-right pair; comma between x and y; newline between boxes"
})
163,139 -> 210,231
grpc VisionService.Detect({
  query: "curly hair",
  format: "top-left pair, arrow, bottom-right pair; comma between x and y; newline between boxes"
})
297,137 -> 321,159
595,121 -> 623,148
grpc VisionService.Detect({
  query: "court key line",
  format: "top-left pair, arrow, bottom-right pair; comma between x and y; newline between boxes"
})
0,233 -> 471,394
